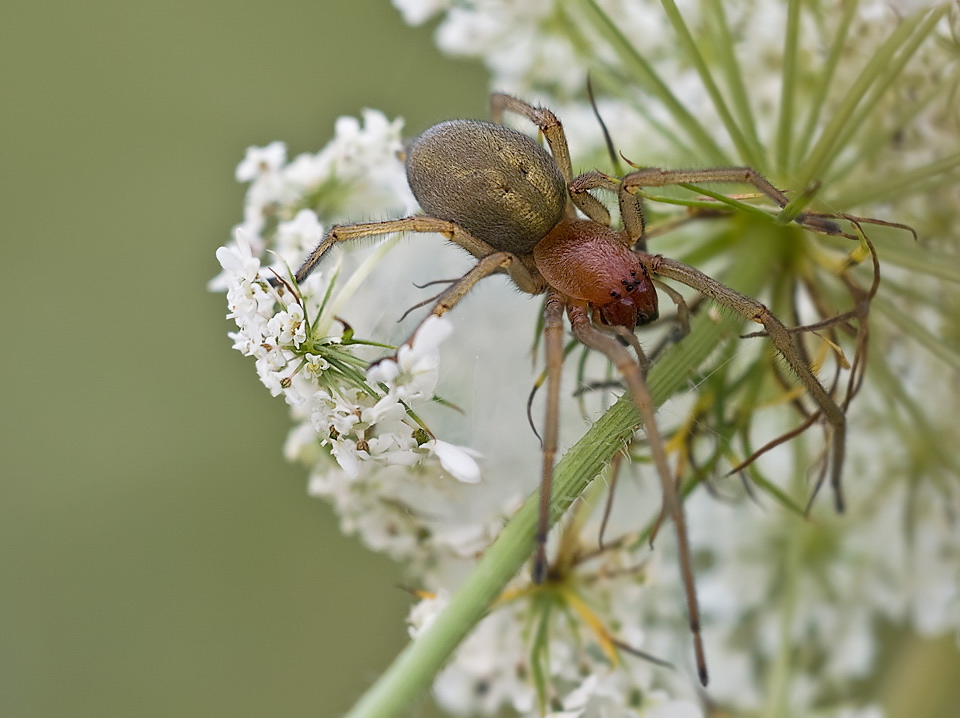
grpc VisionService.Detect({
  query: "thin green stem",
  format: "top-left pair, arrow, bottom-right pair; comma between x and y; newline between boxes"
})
829,8 -> 946,170
870,235 -> 960,284
775,0 -> 801,171
659,0 -> 760,166
704,0 -> 765,166
874,294 -> 960,371
574,0 -> 730,164
796,0 -> 859,161
318,237 -> 400,335
762,443 -> 805,718
830,153 -> 960,209
796,8 -> 940,187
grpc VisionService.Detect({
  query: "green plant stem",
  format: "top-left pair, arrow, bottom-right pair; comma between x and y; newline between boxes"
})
763,442 -> 806,718
704,0 -> 765,166
345,226 -> 780,718
774,0 -> 801,171
796,7 -> 943,187
574,0 -> 729,164
659,0 -> 759,166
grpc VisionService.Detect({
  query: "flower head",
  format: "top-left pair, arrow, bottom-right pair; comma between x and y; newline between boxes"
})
217,1 -> 960,715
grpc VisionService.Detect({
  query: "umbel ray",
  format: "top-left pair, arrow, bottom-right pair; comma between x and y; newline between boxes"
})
275,94 -> 897,685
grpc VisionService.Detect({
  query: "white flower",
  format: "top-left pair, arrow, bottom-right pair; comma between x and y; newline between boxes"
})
427,440 -> 481,484
234,140 -> 286,182
407,589 -> 451,639
215,228 -> 260,280
266,302 -> 306,347
367,315 -> 452,403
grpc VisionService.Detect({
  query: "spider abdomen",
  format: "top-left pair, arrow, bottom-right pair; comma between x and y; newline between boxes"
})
405,120 -> 568,255
534,219 -> 659,327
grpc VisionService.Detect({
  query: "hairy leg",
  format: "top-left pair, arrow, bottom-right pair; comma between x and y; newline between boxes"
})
290,216 -> 504,286
652,255 -> 847,512
490,94 -> 575,188
568,170 -> 646,246
567,302 -> 708,686
532,290 -> 567,584
621,166 -> 847,237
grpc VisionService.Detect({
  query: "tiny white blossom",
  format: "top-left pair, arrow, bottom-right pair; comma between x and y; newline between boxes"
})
367,315 -> 452,403
427,440 -> 481,484
234,140 -> 286,182
216,228 -> 261,282
266,303 -> 306,347
407,589 -> 451,639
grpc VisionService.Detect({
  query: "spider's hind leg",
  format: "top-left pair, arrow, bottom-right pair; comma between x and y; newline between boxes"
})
653,256 -> 848,513
566,302 -> 708,686
532,290 -> 567,584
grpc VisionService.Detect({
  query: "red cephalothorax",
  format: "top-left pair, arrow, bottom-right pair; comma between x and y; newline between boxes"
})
533,218 -> 658,328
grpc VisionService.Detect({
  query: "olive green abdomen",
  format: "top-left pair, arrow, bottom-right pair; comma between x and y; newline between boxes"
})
405,120 -> 567,255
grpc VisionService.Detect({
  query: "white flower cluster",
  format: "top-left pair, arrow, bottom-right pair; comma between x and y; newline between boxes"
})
214,112 -> 493,572
407,531 -> 704,718
212,108 -> 417,291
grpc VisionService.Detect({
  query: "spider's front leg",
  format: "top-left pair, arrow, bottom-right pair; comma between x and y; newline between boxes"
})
651,255 -> 848,513
283,213 -> 542,366
398,251 -> 529,345
287,216 -> 502,286
621,166 -> 851,238
363,249 -> 542,382
568,170 -> 646,245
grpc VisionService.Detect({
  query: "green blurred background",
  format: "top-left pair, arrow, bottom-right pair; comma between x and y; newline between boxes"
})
1,1 -> 484,716
3,2 -> 958,717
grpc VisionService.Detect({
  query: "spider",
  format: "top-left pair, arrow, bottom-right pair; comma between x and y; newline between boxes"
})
284,94 -> 859,686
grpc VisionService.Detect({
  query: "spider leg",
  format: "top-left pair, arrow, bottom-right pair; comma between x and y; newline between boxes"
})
653,256 -> 847,513
566,302 -> 708,686
533,290 -> 566,584
399,251 -> 526,347
289,216 -> 503,286
565,171 -> 612,225
598,451 -> 626,551
491,93 -> 575,189
652,279 -> 691,337
621,166 -> 849,237
568,171 -> 646,246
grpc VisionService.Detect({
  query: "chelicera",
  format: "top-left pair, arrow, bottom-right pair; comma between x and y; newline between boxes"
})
285,94 -> 857,686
